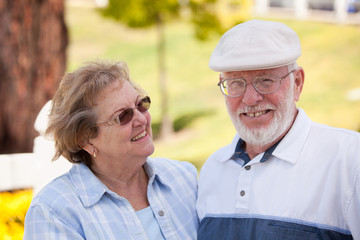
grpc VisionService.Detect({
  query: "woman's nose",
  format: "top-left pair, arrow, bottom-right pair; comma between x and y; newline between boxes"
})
132,108 -> 148,126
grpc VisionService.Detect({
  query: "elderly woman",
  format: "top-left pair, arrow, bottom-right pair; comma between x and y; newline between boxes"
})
24,60 -> 198,239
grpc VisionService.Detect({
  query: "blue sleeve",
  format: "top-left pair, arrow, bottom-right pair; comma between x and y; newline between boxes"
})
24,204 -> 84,240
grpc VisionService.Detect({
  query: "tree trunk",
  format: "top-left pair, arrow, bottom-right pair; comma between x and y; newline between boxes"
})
156,14 -> 173,139
0,0 -> 68,153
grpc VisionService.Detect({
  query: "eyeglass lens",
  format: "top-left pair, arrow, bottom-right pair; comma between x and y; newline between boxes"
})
220,70 -> 294,97
221,77 -> 281,97
117,96 -> 151,125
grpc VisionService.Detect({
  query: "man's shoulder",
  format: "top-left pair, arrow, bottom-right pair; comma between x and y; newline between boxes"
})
201,135 -> 238,168
310,121 -> 360,143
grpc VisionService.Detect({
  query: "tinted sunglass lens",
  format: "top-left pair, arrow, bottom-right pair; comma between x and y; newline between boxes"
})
116,97 -> 150,125
118,108 -> 134,125
137,97 -> 151,112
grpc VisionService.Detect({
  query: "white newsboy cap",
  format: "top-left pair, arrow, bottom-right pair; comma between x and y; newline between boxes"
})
209,19 -> 301,72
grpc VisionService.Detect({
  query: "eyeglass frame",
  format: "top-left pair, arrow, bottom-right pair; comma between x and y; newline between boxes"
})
217,70 -> 296,97
96,96 -> 151,126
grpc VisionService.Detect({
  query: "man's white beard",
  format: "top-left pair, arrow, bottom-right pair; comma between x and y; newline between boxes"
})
227,83 -> 296,147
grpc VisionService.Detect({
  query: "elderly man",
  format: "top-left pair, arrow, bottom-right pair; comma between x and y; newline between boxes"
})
196,19 -> 360,240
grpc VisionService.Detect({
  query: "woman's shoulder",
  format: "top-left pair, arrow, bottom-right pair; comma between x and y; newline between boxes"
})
147,157 -> 197,175
29,172 -> 77,210
24,173 -> 86,237
146,158 -> 198,198
146,158 -> 198,186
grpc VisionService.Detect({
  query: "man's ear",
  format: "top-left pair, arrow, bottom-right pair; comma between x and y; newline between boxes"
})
294,67 -> 305,102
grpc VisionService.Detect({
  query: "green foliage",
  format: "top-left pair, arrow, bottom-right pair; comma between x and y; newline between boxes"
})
189,0 -> 250,40
100,0 -> 180,27
188,0 -> 222,40
151,109 -> 215,139
99,0 -> 251,40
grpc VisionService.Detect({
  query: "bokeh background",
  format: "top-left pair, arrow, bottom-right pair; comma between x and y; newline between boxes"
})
1,0 -> 360,238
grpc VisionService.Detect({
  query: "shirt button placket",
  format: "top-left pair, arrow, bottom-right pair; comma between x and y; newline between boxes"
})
235,164 -> 253,212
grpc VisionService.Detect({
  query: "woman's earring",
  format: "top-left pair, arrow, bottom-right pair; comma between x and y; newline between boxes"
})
92,147 -> 97,158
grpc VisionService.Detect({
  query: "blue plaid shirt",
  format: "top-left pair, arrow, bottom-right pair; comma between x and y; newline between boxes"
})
24,158 -> 198,240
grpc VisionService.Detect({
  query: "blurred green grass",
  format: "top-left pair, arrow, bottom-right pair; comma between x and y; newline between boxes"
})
65,5 -> 360,170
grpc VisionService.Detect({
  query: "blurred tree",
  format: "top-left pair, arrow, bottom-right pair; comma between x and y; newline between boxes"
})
100,0 -> 250,139
0,0 -> 68,153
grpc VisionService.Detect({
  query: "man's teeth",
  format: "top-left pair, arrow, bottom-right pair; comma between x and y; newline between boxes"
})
245,110 -> 267,117
132,131 -> 146,141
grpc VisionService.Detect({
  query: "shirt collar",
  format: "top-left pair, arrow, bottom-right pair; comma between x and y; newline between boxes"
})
70,163 -> 107,207
230,135 -> 283,166
272,108 -> 311,164
218,133 -> 241,163
144,159 -> 172,192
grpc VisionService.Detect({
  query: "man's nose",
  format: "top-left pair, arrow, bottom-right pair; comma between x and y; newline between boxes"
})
241,83 -> 264,106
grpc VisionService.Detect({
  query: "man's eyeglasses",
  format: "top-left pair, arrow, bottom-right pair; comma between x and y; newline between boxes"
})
97,96 -> 151,126
218,70 -> 295,97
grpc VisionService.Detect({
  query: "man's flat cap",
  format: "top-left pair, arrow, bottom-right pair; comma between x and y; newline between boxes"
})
209,19 -> 301,72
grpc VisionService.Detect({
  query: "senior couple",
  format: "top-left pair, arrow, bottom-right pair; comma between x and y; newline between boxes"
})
24,20 -> 360,239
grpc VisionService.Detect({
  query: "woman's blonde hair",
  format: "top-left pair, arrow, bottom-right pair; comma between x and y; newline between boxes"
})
46,59 -> 144,166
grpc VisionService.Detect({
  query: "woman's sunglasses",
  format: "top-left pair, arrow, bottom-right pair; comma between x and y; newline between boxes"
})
97,96 -> 151,126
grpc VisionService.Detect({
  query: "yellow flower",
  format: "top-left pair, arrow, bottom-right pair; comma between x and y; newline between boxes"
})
0,189 -> 33,240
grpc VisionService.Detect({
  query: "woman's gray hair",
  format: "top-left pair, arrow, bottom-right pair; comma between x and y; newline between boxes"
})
46,59 -> 145,167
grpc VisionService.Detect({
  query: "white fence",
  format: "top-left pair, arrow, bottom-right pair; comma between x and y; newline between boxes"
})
0,101 -> 72,194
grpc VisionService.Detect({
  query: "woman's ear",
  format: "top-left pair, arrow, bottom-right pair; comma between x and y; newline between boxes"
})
82,142 -> 97,158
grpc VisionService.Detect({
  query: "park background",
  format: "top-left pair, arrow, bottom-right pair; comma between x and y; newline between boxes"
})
67,0 -> 360,170
1,0 -> 360,239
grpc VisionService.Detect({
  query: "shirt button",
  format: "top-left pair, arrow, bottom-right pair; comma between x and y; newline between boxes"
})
158,210 -> 165,216
245,165 -> 251,170
240,191 -> 245,196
